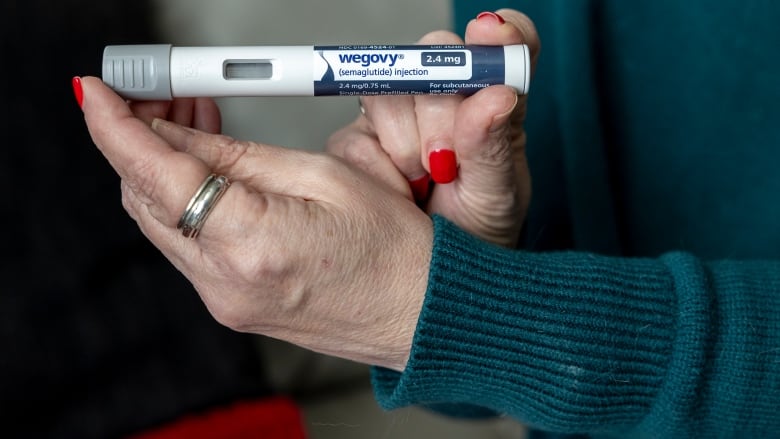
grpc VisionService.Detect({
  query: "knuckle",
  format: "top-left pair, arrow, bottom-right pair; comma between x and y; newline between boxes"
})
204,134 -> 252,172
198,253 -> 275,331
211,245 -> 266,288
124,153 -> 164,200
342,138 -> 379,170
480,135 -> 512,163
120,183 -> 138,217
208,298 -> 251,331
203,249 -> 303,332
326,119 -> 369,155
325,129 -> 347,155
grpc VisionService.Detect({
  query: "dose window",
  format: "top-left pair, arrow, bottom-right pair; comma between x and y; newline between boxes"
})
224,60 -> 273,79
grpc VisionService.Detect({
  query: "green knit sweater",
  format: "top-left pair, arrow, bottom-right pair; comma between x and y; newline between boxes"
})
372,1 -> 780,437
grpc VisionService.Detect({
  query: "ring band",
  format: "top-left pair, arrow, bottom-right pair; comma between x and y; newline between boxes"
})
177,174 -> 231,239
358,97 -> 366,115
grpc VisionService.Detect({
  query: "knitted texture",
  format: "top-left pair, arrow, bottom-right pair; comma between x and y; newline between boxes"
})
373,218 -> 780,437
372,0 -> 780,436
374,216 -> 677,431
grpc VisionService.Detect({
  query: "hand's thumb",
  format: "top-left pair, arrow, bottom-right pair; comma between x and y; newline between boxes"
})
454,85 -> 521,189
429,85 -> 528,247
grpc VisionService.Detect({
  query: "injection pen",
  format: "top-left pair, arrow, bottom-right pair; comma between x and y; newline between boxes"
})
102,44 -> 530,100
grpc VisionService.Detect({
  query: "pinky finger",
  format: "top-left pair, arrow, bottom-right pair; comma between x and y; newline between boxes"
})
120,179 -> 195,273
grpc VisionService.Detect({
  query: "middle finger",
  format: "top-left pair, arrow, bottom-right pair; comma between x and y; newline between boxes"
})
412,30 -> 465,184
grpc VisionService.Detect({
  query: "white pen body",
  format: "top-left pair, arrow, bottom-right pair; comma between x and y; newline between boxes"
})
170,46 -> 314,96
102,44 -> 530,99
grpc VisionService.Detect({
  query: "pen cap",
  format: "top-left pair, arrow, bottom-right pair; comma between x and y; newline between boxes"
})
102,44 -> 173,100
504,44 -> 531,94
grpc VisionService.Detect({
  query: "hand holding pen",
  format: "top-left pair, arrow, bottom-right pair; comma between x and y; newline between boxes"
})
328,9 -> 538,247
73,9 -> 539,371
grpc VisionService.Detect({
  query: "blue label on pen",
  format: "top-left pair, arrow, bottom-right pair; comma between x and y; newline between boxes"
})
313,45 -> 505,96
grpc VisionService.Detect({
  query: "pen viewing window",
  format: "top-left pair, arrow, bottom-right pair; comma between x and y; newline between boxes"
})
224,60 -> 273,79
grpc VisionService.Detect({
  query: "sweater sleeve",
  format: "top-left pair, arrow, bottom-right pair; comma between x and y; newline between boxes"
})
372,216 -> 780,437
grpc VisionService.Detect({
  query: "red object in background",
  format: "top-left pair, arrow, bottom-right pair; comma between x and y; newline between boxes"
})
129,397 -> 306,439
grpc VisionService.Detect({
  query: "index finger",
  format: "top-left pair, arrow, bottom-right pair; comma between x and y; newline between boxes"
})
412,30 -> 465,184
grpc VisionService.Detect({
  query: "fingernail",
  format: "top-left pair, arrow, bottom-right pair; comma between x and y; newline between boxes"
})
408,174 -> 431,203
72,76 -> 84,109
429,149 -> 458,184
151,117 -> 167,131
476,11 -> 505,25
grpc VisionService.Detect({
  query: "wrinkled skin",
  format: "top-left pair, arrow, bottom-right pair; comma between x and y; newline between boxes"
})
78,9 -> 538,371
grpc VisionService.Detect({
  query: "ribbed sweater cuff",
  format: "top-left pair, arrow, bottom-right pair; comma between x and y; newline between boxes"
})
372,216 -> 679,432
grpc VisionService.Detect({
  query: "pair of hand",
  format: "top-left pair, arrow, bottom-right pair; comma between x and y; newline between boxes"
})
78,10 -> 538,372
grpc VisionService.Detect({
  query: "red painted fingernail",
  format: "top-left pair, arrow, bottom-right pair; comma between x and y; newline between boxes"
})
408,174 -> 431,204
429,149 -> 458,184
72,76 -> 84,109
477,11 -> 505,25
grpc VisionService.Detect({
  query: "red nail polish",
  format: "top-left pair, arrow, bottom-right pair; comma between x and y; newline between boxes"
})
408,174 -> 431,203
72,76 -> 84,108
429,149 -> 458,184
476,11 -> 505,25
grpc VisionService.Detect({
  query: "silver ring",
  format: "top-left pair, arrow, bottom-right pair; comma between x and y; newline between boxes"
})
358,97 -> 366,115
177,174 -> 231,239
